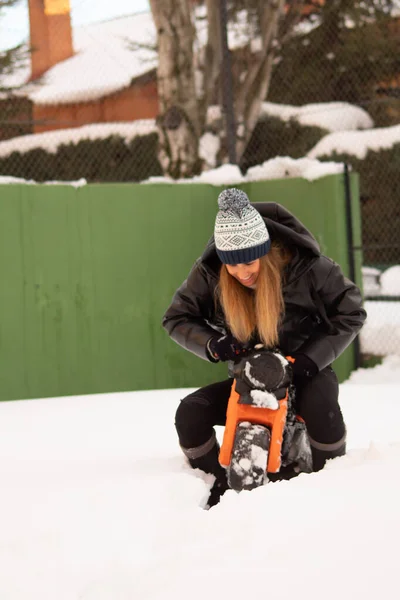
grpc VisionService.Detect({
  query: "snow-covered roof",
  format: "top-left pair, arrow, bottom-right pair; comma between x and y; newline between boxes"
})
0,9 -> 255,106
25,12 -> 157,105
308,124 -> 400,159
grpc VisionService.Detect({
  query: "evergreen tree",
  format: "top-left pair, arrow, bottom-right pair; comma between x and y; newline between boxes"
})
0,0 -> 26,92
269,0 -> 400,123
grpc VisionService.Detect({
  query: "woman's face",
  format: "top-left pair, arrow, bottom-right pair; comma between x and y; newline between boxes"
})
225,259 -> 260,287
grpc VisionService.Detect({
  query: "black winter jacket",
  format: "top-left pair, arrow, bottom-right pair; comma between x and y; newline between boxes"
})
162,202 -> 367,372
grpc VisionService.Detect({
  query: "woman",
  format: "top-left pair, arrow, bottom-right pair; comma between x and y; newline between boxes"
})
162,188 -> 366,507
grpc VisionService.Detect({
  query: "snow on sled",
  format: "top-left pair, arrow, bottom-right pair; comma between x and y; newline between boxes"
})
219,347 -> 313,492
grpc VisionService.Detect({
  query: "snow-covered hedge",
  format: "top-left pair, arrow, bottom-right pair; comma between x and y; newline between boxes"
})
0,130 -> 162,183
240,116 -> 326,173
0,101 -> 372,183
0,116 -> 327,183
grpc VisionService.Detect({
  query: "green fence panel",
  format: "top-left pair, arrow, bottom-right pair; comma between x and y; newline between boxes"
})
0,173 -> 362,401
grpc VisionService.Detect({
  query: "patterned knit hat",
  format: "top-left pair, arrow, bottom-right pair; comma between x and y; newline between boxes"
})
214,188 -> 270,264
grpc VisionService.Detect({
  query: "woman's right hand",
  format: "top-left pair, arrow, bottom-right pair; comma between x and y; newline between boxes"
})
207,334 -> 248,362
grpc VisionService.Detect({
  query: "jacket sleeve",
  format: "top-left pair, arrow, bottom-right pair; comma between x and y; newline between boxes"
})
162,260 -> 220,361
299,257 -> 367,371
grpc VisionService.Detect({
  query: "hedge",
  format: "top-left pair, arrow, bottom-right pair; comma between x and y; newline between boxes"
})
0,133 -> 163,183
240,116 -> 327,173
0,117 -> 326,183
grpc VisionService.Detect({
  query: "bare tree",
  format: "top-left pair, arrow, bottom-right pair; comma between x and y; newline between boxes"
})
149,0 -> 285,178
149,0 -> 395,178
149,0 -> 202,179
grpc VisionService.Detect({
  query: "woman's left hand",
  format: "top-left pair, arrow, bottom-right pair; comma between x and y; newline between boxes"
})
291,353 -> 318,380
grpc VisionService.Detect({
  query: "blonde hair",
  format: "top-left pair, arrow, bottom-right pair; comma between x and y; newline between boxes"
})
217,242 -> 291,348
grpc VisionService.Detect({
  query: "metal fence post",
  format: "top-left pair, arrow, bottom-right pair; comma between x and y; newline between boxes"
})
344,162 -> 361,370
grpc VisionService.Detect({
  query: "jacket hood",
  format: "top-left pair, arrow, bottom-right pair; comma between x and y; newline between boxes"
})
201,202 -> 321,280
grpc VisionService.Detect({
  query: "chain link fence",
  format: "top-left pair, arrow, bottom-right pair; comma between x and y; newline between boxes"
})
0,3 -> 399,363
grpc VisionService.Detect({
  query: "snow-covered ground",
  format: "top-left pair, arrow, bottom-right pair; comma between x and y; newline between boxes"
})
362,300 -> 400,356
0,357 -> 400,600
360,266 -> 400,355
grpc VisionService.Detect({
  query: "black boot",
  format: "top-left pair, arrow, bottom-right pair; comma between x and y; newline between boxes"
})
187,442 -> 230,509
310,438 -> 346,472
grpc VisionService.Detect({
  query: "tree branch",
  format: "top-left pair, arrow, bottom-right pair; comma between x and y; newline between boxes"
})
235,0 -> 285,159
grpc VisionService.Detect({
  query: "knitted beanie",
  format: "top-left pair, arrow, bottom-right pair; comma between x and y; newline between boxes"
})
214,188 -> 270,264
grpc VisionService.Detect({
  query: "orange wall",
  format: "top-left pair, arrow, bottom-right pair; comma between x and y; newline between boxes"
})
33,80 -> 159,133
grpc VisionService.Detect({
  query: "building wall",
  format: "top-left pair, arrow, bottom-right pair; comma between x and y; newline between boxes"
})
33,78 -> 159,133
0,97 -> 33,141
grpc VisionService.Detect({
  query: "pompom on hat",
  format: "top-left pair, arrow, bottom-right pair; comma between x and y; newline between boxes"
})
214,188 -> 271,264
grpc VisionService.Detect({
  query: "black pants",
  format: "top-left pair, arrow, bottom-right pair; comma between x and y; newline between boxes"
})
175,366 -> 346,450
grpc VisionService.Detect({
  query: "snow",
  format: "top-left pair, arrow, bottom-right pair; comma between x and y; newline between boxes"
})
199,132 -> 220,169
144,157 -> 345,186
362,265 -> 400,299
206,101 -> 373,134
346,354 -> 400,384
362,266 -> 381,278
0,358 -> 400,599
260,101 -> 374,132
245,156 -> 345,181
0,175 -> 87,187
0,175 -> 35,185
0,120 -> 157,158
250,389 -> 279,409
362,266 -> 381,296
0,155 -> 345,185
361,300 -> 400,356
308,123 -> 400,159
380,265 -> 400,296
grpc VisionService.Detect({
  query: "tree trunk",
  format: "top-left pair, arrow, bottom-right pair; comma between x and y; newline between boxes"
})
199,0 -> 222,129
149,0 -> 201,179
235,0 -> 286,161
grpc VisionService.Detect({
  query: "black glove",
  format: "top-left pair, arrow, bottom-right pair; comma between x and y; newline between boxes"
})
291,353 -> 318,381
207,334 -> 248,362
206,473 -> 230,509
